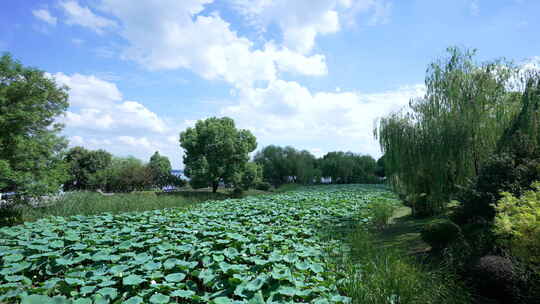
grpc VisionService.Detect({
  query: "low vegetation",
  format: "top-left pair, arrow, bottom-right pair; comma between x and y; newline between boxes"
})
1,185 -> 375,303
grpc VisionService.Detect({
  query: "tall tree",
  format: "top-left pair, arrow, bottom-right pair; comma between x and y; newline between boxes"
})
254,145 -> 289,186
148,151 -> 172,189
0,54 -> 69,197
64,147 -> 112,190
180,117 -> 257,192
375,47 -> 519,216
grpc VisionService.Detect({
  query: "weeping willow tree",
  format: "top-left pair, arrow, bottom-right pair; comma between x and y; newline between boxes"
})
375,47 -> 520,216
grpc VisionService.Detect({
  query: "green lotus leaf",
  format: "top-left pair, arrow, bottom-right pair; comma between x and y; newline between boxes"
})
123,274 -> 145,286
4,253 -> 24,263
124,296 -> 144,304
170,289 -> 195,298
97,287 -> 118,299
164,272 -> 186,283
149,293 -> 170,304
212,297 -> 233,304
80,285 -> 97,295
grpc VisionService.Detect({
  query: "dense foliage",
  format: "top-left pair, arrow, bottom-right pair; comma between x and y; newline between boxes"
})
319,152 -> 378,184
456,74 -> 540,223
180,117 -> 257,192
493,183 -> 540,273
254,146 -> 320,186
0,54 -> 69,197
238,162 -> 262,191
148,152 -> 173,189
254,147 -> 379,186
89,157 -> 154,193
421,219 -> 463,251
0,185 -> 388,303
376,47 -> 520,216
64,147 -> 113,191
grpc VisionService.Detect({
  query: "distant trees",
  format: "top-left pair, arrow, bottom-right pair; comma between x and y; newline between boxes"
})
320,152 -> 378,184
239,162 -> 263,190
0,54 -> 70,197
254,146 -> 321,186
253,146 -> 379,186
64,147 -> 113,190
148,151 -> 173,189
180,117 -> 257,192
63,147 -> 179,193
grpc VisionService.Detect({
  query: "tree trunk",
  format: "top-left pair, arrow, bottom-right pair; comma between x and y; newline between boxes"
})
212,181 -> 219,193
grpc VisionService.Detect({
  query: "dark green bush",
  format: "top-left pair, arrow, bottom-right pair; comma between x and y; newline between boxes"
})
421,219 -> 463,251
0,206 -> 22,227
471,255 -> 519,303
231,187 -> 244,198
254,181 -> 272,191
455,132 -> 540,224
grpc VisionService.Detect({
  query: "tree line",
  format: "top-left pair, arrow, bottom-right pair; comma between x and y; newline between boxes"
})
0,54 -> 383,198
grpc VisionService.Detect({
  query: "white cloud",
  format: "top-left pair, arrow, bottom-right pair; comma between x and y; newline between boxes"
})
60,0 -> 116,33
32,9 -> 57,25
97,0 -> 327,89
52,73 -> 181,164
52,73 -> 122,108
232,0 -> 392,53
222,80 -> 425,156
470,0 -> 480,16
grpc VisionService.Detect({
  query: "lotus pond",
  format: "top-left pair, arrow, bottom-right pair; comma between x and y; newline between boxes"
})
0,185 -> 398,304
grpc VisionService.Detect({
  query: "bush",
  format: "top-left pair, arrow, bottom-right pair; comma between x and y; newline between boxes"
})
455,136 -> 540,224
231,187 -> 244,198
471,255 -> 519,303
421,219 -> 463,251
369,199 -> 398,229
254,181 -> 272,191
493,182 -> 540,273
0,206 -> 22,227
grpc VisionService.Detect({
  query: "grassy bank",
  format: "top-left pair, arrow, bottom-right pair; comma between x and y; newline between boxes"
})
3,187 -> 273,224
326,201 -> 472,304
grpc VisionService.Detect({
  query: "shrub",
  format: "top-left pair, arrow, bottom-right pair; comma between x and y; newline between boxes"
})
493,182 -> 540,273
369,199 -> 398,229
455,133 -> 540,224
231,187 -> 244,198
471,255 -> 518,303
421,219 -> 463,251
0,206 -> 22,227
254,181 -> 272,191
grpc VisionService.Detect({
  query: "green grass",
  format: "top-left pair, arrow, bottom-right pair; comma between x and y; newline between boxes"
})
330,226 -> 471,304
5,187 -> 273,224
18,192 -> 200,222
321,198 -> 472,304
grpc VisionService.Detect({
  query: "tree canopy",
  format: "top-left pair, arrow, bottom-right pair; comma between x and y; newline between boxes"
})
375,47 -> 520,216
148,151 -> 173,189
180,117 -> 257,192
0,54 -> 69,197
254,145 -> 321,186
64,147 -> 113,191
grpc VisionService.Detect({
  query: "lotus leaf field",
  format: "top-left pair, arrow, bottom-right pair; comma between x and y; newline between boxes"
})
0,185 -> 397,304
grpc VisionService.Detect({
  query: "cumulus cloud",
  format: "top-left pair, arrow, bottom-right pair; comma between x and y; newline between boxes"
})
52,73 -> 122,108
32,9 -> 57,25
60,0 -> 116,33
232,0 -> 392,53
52,73 -> 185,166
222,80 -> 425,156
94,0 -> 328,89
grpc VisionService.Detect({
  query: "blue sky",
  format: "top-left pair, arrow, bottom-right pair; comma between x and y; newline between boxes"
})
1,0 -> 539,168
